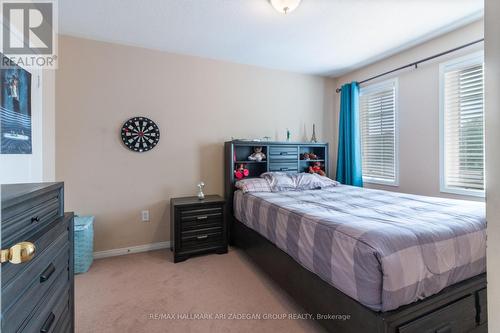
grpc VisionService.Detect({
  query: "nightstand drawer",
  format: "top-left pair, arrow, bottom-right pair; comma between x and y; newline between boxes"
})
180,207 -> 222,221
181,216 -> 223,231
182,226 -> 223,237
181,229 -> 223,249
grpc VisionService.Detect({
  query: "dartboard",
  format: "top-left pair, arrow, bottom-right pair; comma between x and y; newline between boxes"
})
120,117 -> 160,152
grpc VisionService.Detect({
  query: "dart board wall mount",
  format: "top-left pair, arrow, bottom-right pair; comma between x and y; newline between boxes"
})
120,117 -> 160,152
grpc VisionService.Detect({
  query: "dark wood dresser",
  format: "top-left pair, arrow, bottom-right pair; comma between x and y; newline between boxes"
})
170,195 -> 227,263
1,183 -> 74,333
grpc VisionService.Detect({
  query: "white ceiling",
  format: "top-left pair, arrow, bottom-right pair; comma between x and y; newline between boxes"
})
59,0 -> 484,76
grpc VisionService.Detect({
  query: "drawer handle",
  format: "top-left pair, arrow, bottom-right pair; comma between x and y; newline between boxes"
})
196,235 -> 208,240
31,216 -> 40,223
40,263 -> 56,283
40,312 -> 55,333
280,168 -> 289,171
280,152 -> 288,155
0,242 -> 36,264
196,216 -> 208,220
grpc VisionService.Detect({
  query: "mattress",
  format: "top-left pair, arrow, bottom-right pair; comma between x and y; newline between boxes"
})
233,185 -> 486,311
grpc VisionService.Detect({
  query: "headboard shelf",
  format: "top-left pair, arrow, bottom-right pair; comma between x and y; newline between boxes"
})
224,140 -> 330,206
234,160 -> 267,164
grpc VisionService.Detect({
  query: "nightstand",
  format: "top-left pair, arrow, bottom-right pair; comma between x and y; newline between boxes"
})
170,195 -> 227,263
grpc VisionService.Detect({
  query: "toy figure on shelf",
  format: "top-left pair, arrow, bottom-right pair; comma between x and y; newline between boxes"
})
234,164 -> 250,180
248,147 -> 266,162
309,162 -> 326,176
300,152 -> 318,160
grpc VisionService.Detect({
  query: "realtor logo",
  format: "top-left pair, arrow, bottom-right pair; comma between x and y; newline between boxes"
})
1,0 -> 58,68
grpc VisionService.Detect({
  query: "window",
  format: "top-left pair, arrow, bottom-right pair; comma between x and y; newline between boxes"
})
440,52 -> 484,197
359,79 -> 398,186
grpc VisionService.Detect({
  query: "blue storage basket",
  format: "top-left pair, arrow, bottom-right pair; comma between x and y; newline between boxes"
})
74,215 -> 94,274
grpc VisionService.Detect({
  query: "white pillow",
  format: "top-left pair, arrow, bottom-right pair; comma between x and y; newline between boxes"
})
261,172 -> 339,192
260,172 -> 296,192
294,173 -> 339,190
235,178 -> 272,193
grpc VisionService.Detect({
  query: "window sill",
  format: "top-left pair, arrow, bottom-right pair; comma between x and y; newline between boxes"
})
363,177 -> 399,187
440,186 -> 485,198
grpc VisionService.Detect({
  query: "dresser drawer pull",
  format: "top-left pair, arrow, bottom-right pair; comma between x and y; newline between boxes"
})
196,235 -> 208,240
196,216 -> 208,220
31,216 -> 40,223
279,152 -> 288,155
40,263 -> 56,283
280,168 -> 289,171
40,312 -> 55,333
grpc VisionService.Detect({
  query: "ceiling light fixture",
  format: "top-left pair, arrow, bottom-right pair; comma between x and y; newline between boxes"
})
270,0 -> 302,15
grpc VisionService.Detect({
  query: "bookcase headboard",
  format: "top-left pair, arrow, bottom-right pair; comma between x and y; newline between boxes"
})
224,140 -> 329,213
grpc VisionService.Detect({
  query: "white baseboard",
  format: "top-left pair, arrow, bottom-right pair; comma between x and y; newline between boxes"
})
93,241 -> 171,259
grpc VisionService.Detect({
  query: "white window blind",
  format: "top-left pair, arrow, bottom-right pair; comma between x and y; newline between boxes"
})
441,54 -> 484,196
359,79 -> 398,185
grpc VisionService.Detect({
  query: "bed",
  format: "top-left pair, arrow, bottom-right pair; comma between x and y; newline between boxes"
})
234,186 -> 486,312
224,141 -> 487,333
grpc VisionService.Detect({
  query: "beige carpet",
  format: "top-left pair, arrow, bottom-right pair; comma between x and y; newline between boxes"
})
75,248 -> 326,333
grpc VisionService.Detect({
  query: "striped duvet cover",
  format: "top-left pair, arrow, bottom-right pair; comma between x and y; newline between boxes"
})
233,185 -> 486,311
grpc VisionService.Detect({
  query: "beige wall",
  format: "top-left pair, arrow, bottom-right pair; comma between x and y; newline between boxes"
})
333,20 -> 484,200
485,1 -> 500,331
56,36 -> 334,252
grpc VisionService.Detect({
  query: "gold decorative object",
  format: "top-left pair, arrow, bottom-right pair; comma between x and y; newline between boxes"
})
1,242 -> 36,264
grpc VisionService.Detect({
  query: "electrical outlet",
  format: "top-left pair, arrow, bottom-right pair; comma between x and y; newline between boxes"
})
141,210 -> 150,222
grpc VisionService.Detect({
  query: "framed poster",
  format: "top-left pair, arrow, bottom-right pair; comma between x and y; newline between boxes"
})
1,54 -> 32,154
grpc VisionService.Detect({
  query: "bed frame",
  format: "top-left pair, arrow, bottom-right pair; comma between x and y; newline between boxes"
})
224,140 -> 487,333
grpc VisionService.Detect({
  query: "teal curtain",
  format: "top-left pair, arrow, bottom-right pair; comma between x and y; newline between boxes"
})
336,82 -> 363,186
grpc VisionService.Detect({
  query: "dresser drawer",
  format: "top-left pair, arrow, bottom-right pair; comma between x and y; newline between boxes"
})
2,214 -> 70,288
2,240 -> 69,332
21,284 -> 70,333
269,162 -> 298,172
52,306 -> 71,333
2,188 -> 62,246
398,295 -> 477,333
181,228 -> 223,249
2,229 -> 69,310
269,146 -> 298,160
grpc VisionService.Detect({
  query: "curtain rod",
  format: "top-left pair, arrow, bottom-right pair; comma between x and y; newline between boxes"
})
335,38 -> 484,93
